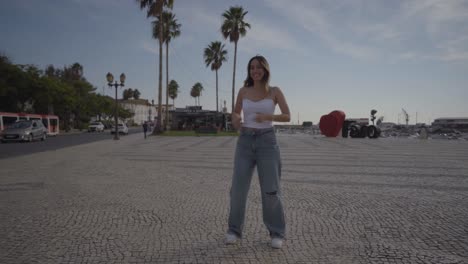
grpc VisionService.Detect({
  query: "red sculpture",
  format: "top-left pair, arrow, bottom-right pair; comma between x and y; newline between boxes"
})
319,110 -> 346,137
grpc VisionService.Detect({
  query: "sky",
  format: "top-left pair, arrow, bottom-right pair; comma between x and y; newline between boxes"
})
1,0 -> 467,125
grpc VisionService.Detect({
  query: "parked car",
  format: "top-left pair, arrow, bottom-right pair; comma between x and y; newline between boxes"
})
110,123 -> 129,135
88,122 -> 105,132
1,120 -> 47,143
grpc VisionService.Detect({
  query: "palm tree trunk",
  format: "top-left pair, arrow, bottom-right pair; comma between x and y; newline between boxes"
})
216,69 -> 219,112
165,42 -> 169,130
156,11 -> 163,134
231,41 -> 238,114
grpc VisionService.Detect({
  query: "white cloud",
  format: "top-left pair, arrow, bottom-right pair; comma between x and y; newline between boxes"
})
262,0 -> 468,62
142,41 -> 158,55
175,6 -> 222,39
172,4 -> 305,56
262,0 -> 377,59
240,18 -> 305,55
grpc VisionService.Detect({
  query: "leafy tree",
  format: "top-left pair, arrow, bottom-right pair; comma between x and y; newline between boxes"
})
152,11 -> 181,129
136,0 -> 175,132
58,62 -> 96,129
122,88 -> 141,100
0,55 -> 135,131
168,79 -> 179,106
133,89 -> 141,99
221,6 -> 250,113
123,88 -> 134,100
0,56 -> 26,111
191,82 -> 203,106
204,41 -> 227,112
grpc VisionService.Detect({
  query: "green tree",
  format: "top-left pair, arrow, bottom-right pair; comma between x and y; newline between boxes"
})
0,56 -> 133,131
136,0 -> 174,132
133,89 -> 141,99
168,79 -> 179,106
221,6 -> 250,113
204,41 -> 227,112
152,11 -> 181,129
123,88 -> 134,100
0,56 -> 27,111
191,82 -> 203,106
60,63 -> 96,129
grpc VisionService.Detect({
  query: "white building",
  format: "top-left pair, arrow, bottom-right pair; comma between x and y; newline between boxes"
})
432,117 -> 468,130
119,99 -> 173,125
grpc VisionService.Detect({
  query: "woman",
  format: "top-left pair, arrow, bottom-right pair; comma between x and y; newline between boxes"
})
226,55 -> 290,249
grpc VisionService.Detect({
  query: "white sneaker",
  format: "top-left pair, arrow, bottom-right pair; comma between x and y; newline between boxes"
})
271,237 -> 283,249
225,233 -> 239,244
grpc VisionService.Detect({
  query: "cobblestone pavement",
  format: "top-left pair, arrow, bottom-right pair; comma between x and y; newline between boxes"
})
1,133 -> 467,264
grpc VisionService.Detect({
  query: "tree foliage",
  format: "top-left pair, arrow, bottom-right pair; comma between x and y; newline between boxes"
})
0,55 -> 133,130
204,41 -> 227,112
221,6 -> 250,113
122,88 -> 141,100
136,0 -> 175,132
168,79 -> 179,105
190,82 -> 203,106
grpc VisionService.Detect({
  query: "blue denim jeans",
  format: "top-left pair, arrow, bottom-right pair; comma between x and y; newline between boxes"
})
228,127 -> 285,238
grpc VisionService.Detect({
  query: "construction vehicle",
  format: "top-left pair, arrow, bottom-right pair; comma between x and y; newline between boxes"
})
344,110 -> 382,139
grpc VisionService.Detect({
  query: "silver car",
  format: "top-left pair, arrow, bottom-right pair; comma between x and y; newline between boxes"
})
1,120 -> 47,143
110,123 -> 129,135
88,122 -> 105,132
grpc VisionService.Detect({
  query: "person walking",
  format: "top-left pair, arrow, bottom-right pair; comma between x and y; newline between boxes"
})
226,55 -> 291,249
142,122 -> 148,139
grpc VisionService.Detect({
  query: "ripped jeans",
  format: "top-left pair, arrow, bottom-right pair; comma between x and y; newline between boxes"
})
228,127 -> 285,238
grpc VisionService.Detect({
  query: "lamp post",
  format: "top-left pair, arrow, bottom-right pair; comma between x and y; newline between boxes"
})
106,72 -> 125,140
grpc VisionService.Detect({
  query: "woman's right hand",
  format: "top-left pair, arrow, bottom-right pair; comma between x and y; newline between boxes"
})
232,113 -> 242,130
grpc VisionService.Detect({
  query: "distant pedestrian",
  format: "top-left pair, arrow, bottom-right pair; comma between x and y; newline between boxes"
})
143,122 -> 148,139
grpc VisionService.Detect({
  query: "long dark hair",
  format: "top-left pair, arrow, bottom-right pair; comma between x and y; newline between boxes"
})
243,55 -> 270,91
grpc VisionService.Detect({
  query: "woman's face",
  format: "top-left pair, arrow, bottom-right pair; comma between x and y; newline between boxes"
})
249,59 -> 265,82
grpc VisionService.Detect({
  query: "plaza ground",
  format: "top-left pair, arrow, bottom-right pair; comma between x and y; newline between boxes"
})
1,133 -> 467,264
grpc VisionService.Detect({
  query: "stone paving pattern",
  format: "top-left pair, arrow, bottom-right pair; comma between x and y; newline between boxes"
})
0,133 -> 467,264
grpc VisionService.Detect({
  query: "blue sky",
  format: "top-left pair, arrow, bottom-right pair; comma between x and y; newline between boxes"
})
1,0 -> 467,124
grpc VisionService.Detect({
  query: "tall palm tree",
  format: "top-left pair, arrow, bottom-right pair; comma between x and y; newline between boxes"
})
203,41 -> 227,113
168,79 -> 179,107
190,87 -> 198,105
152,11 -> 181,129
191,82 -> 203,106
221,6 -> 250,113
136,0 -> 174,133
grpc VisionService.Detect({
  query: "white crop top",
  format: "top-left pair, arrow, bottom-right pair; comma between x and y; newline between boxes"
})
242,98 -> 276,129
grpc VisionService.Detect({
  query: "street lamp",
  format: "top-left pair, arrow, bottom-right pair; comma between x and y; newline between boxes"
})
106,72 -> 125,140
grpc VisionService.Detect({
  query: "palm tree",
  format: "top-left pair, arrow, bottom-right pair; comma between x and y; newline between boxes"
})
221,6 -> 250,113
168,79 -> 179,107
190,87 -> 197,105
152,11 -> 181,129
204,41 -> 227,113
136,0 -> 174,132
191,82 -> 203,106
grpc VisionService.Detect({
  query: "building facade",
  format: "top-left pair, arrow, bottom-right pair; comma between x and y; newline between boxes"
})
170,106 -> 228,130
432,117 -> 468,131
119,99 -> 173,125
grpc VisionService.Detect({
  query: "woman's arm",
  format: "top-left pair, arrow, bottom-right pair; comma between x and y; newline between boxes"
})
232,88 -> 244,130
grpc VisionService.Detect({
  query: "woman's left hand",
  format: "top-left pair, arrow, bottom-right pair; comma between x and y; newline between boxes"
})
255,113 -> 271,123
